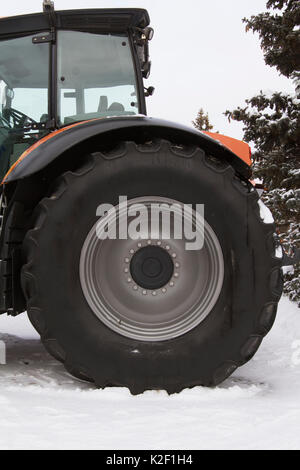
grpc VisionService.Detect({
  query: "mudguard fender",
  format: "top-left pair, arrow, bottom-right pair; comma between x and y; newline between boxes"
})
2,116 -> 251,184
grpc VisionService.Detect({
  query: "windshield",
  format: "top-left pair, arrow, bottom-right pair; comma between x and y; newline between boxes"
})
0,33 -> 49,179
57,31 -> 139,125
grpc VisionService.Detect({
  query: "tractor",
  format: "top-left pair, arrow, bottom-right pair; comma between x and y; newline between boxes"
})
0,1 -> 292,394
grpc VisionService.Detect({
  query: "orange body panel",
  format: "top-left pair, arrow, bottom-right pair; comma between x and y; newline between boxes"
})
203,131 -> 252,166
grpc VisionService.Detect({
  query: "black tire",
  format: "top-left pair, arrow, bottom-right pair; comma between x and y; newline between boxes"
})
21,140 -> 283,394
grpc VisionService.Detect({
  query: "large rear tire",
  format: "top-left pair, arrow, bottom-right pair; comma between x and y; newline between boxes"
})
21,140 -> 282,394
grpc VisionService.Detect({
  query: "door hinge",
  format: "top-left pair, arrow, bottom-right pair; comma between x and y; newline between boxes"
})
32,31 -> 55,44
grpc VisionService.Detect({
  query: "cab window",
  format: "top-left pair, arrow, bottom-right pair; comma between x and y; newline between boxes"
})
57,31 -> 139,125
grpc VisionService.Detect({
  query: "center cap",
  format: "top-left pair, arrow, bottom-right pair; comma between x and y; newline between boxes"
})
142,257 -> 162,278
130,246 -> 174,290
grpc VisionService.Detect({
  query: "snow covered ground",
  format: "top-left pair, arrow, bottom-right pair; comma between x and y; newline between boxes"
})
0,296 -> 299,450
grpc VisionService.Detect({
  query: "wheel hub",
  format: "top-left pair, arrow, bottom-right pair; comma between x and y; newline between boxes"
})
130,246 -> 174,290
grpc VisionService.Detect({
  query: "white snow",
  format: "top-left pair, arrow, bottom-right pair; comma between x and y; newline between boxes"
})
282,265 -> 295,275
258,199 -> 275,224
0,297 -> 300,450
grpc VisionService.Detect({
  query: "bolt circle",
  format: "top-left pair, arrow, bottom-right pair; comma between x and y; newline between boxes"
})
123,239 -> 182,296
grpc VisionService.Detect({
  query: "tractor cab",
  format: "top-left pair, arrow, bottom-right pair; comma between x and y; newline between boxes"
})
0,2 -> 152,180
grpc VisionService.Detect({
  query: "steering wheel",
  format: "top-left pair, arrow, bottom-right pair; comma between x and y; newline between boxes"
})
3,107 -> 37,129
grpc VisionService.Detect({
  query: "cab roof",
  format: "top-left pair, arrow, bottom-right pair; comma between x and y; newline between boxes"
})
0,8 -> 150,40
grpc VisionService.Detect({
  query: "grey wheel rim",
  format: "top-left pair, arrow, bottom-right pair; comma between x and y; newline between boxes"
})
80,197 -> 224,342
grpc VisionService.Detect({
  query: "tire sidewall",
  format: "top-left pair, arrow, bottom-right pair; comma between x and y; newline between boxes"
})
25,144 -> 279,388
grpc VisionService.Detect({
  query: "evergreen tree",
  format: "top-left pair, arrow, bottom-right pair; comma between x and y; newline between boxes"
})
192,108 -> 214,132
243,0 -> 300,81
225,0 -> 300,305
